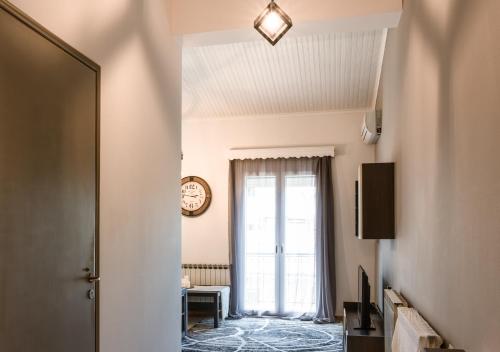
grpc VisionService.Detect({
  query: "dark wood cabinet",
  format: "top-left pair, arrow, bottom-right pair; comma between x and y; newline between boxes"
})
343,302 -> 384,352
356,163 -> 395,239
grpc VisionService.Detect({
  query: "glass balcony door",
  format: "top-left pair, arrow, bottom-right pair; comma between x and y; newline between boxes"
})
243,174 -> 316,316
243,176 -> 277,313
282,175 -> 316,314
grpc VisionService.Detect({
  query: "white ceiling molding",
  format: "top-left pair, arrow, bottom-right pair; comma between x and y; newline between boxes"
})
182,12 -> 399,48
173,0 -> 402,37
372,29 -> 388,108
227,145 -> 335,160
183,29 -> 387,119
183,108 -> 369,122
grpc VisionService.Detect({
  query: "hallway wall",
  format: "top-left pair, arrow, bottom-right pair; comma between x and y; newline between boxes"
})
376,0 -> 500,350
10,1 -> 182,351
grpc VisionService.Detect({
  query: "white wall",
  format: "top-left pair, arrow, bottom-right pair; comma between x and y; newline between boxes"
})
376,0 -> 500,350
182,112 -> 376,314
9,1 -> 182,351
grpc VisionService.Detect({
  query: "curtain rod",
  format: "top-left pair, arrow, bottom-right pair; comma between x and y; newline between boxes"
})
227,145 -> 335,160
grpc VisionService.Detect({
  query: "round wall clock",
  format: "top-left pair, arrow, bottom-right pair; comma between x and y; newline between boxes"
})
181,176 -> 212,217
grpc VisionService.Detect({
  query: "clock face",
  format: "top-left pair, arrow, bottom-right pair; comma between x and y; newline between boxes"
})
181,176 -> 212,216
181,182 -> 206,211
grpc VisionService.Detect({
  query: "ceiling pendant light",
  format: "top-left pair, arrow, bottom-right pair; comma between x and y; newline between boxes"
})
254,0 -> 293,46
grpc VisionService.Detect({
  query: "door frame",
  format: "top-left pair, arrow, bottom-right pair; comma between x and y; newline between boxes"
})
0,1 -> 101,351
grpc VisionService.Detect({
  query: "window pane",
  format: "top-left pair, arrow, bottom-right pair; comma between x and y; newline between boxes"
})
244,176 -> 276,312
284,175 -> 316,313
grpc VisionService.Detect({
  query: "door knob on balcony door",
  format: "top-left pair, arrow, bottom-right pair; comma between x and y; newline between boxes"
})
87,274 -> 100,283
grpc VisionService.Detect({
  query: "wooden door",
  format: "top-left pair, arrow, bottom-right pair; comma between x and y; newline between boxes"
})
0,2 -> 100,352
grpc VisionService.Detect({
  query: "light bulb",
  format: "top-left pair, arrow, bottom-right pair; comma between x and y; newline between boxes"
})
261,10 -> 285,36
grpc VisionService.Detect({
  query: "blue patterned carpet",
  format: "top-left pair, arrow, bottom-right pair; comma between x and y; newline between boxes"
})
182,317 -> 343,352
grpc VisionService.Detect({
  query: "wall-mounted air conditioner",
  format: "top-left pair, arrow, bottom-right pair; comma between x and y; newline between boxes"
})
361,110 -> 382,144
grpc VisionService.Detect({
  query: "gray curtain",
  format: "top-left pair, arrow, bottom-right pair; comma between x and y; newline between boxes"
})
228,160 -> 243,318
313,156 -> 336,323
228,156 -> 335,321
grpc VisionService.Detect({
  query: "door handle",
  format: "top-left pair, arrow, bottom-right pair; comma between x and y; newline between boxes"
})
87,274 -> 100,283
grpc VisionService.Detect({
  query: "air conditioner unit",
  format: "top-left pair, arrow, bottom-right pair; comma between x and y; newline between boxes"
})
361,110 -> 382,144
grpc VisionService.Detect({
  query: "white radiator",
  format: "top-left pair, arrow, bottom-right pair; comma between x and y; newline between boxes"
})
182,264 -> 231,286
391,307 -> 443,352
384,289 -> 408,352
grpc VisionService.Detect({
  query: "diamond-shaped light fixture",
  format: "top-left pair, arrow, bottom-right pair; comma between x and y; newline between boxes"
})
254,0 -> 293,46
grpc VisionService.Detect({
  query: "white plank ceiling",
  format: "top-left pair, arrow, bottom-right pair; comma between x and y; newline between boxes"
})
182,29 -> 387,119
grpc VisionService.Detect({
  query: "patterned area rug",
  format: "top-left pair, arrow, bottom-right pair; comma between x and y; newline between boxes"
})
182,317 -> 343,352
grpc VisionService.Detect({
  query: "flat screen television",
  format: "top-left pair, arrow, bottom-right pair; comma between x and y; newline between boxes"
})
356,265 -> 374,329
